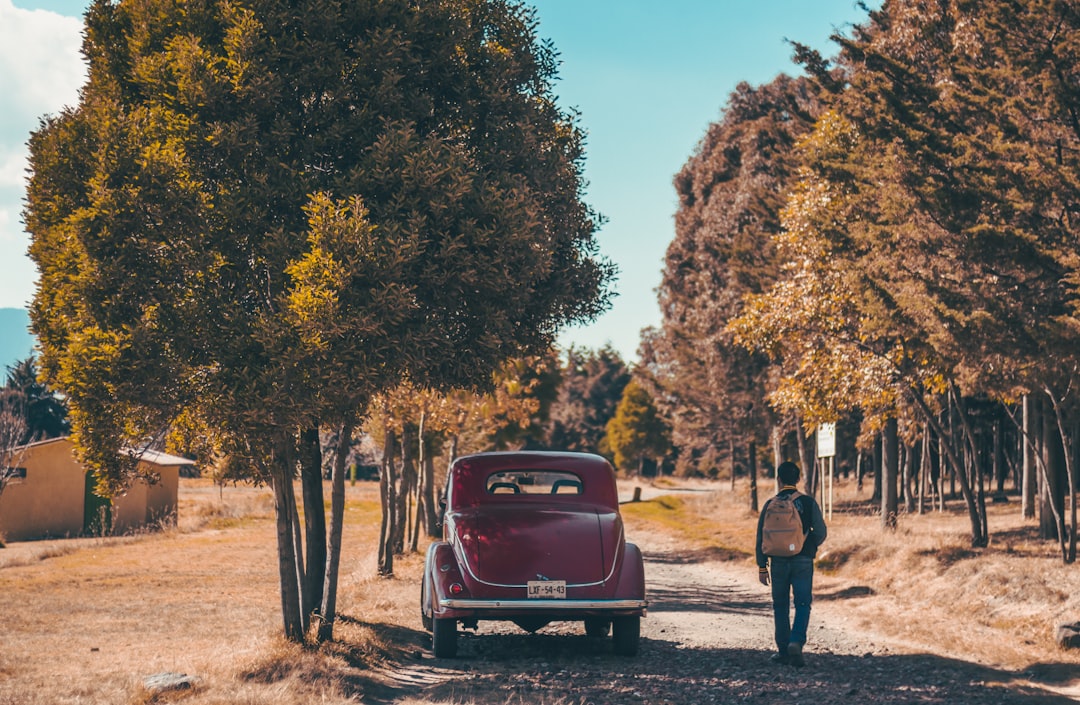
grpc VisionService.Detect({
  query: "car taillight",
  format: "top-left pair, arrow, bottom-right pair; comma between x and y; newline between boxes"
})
449,582 -> 464,596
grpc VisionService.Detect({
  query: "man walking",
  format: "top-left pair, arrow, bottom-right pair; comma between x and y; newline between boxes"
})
756,461 -> 827,666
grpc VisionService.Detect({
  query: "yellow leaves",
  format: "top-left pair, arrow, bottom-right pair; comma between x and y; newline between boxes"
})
484,40 -> 512,60
726,109 -> 916,421
285,244 -> 347,342
221,2 -> 262,92
797,110 -> 859,163
284,193 -> 378,349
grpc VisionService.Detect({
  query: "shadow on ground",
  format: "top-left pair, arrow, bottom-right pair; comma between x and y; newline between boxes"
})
338,615 -> 1079,705
382,628 -> 1080,705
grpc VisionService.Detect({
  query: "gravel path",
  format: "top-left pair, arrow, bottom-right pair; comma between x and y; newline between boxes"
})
374,527 -> 1080,705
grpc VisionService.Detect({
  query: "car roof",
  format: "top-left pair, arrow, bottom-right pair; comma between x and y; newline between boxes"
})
447,451 -> 618,508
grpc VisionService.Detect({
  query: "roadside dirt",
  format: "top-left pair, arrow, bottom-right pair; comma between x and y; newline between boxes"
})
373,514 -> 1080,705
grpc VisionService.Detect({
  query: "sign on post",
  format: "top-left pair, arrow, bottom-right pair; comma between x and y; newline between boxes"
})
816,422 -> 836,520
816,422 -> 836,458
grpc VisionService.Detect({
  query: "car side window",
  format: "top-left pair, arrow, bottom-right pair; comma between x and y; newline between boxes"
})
485,470 -> 583,495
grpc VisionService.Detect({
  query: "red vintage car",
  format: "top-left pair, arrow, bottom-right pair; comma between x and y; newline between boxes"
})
421,451 -> 647,658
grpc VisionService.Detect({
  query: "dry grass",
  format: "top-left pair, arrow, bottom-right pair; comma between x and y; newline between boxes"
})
0,478 -> 401,705
625,477 -> 1080,672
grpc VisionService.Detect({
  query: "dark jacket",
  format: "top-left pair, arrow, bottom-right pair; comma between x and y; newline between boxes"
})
755,487 -> 828,568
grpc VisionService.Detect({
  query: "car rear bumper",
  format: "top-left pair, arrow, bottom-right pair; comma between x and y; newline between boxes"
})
440,598 -> 647,611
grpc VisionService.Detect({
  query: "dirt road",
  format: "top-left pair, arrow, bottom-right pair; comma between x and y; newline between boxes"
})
374,528 -> 1080,704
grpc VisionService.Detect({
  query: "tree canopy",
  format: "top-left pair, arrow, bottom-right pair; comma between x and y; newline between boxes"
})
652,0 -> 1080,556
24,0 -> 613,638
652,75 -> 822,476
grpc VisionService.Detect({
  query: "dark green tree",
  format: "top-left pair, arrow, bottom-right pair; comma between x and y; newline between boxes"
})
546,345 -> 630,454
605,379 -> 671,475
25,0 -> 612,639
3,357 -> 69,443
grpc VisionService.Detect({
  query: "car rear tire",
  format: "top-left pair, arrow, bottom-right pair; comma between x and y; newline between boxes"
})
584,618 -> 611,637
432,617 -> 458,658
612,616 -> 640,656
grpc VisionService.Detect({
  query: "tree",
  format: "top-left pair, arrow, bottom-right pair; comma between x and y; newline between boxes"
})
25,0 -> 612,640
605,380 -> 671,475
3,357 -> 69,444
364,353 -> 560,575
0,357 -> 69,526
653,76 -> 822,478
546,345 -> 630,454
0,393 -> 29,523
814,0 -> 1080,553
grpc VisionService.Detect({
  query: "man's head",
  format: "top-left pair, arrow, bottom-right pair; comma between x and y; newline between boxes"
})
777,461 -> 801,486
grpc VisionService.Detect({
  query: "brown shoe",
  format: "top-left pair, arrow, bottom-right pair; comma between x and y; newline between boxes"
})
787,642 -> 805,667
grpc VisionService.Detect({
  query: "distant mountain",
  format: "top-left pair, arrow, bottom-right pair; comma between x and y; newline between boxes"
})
0,308 -> 36,375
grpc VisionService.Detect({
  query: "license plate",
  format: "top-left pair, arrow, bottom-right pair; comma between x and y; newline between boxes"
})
527,580 -> 566,599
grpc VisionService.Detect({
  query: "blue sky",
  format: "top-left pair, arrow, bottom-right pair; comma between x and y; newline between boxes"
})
0,0 -> 872,362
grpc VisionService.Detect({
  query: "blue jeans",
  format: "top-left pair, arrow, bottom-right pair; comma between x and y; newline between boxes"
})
769,555 -> 814,653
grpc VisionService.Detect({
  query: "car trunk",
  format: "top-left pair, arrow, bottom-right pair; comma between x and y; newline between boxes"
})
453,505 -> 620,587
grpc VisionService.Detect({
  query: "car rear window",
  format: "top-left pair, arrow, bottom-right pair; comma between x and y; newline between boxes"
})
485,470 -> 583,495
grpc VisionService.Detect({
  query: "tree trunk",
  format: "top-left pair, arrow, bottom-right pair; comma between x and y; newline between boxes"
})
410,417 -> 424,553
420,436 -> 439,538
903,441 -> 916,513
803,440 -> 817,499
286,465 -> 308,635
871,432 -> 883,503
796,418 -> 811,494
771,423 -> 782,470
729,436 -> 737,491
1042,389 -> 1076,563
917,430 -> 929,515
748,440 -> 759,513
882,418 -> 898,531
993,417 -> 1006,497
317,415 -> 355,642
1022,394 -> 1037,519
269,443 -> 304,641
378,427 -> 397,577
1039,396 -> 1065,545
949,389 -> 990,546
299,425 -> 326,623
937,432 -> 947,511
908,388 -> 986,546
394,425 -> 416,555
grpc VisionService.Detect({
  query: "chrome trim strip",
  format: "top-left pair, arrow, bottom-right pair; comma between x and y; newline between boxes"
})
440,598 -> 647,610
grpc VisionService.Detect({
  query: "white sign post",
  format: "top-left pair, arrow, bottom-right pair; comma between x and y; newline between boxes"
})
816,423 -> 836,520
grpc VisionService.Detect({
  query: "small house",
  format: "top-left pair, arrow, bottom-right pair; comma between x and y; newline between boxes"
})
0,437 -> 196,541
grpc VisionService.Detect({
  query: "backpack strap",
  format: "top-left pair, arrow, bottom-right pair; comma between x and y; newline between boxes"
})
785,490 -> 808,534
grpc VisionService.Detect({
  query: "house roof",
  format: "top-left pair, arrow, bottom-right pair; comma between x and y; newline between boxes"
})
18,436 -> 196,466
130,448 -> 197,467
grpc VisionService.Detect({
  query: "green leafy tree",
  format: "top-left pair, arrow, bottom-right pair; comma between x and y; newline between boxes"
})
605,379 -> 671,475
25,0 -> 612,640
749,0 -> 1080,553
3,357 -> 69,443
546,345 -> 630,454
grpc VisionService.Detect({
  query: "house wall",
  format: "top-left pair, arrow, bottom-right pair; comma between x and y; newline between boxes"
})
0,440 -> 85,541
0,439 -> 187,542
110,479 -> 148,535
142,463 -> 178,525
